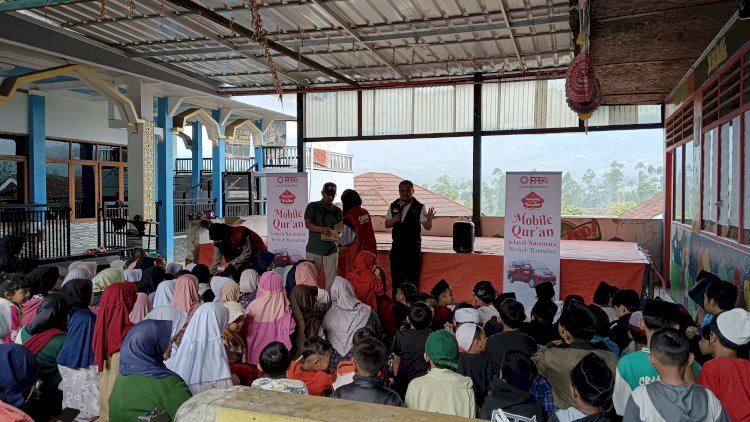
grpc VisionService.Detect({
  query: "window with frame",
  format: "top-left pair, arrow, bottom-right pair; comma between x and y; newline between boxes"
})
673,146 -> 683,221
45,139 -> 128,221
677,49 -> 750,247
0,134 -> 27,205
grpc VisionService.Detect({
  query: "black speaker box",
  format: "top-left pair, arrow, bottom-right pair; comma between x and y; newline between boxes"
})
453,220 -> 475,253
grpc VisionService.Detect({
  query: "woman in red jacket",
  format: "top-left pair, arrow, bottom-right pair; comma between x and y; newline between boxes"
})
340,190 -> 377,274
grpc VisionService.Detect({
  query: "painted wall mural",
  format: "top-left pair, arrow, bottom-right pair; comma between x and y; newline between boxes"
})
670,223 -> 750,314
561,219 -> 602,240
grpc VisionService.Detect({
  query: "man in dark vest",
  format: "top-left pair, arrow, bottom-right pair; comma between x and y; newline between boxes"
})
208,223 -> 266,275
385,180 -> 436,296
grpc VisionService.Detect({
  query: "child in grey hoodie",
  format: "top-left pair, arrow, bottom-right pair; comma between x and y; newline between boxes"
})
624,329 -> 729,422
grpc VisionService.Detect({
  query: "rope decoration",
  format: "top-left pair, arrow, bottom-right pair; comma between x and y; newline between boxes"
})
247,0 -> 283,101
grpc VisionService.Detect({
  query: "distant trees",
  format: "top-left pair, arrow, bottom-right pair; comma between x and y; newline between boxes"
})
426,161 -> 663,216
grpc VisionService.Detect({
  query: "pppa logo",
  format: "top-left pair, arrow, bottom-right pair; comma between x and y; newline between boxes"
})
277,176 -> 298,184
521,175 -> 548,185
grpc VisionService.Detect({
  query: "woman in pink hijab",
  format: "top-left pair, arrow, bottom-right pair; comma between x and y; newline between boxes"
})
244,272 -> 295,365
169,274 -> 200,345
128,293 -> 153,324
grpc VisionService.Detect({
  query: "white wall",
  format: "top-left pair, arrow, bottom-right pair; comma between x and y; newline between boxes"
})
46,94 -> 127,144
0,92 -> 27,134
0,92 -> 127,144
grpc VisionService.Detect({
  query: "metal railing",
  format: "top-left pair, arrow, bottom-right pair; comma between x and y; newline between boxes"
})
98,203 -> 156,252
306,149 -> 354,173
175,158 -> 212,174
225,202 -> 252,217
263,146 -> 299,168
226,158 -> 256,172
0,204 -> 71,260
175,157 -> 256,174
174,198 -> 216,235
174,147 -> 353,174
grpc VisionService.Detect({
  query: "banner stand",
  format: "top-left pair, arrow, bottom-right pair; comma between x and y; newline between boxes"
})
266,173 -> 309,262
503,172 -> 562,310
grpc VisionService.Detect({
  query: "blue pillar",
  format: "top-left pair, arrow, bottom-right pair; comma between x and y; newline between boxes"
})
254,119 -> 263,172
212,109 -> 225,217
191,121 -> 203,199
156,97 -> 174,261
28,95 -> 46,205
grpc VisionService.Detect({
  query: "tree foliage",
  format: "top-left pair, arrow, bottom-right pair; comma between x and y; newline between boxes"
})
426,161 -> 663,217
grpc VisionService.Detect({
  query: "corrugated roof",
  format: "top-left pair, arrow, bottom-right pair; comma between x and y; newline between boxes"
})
355,172 -> 472,217
6,0 -> 574,90
0,0 -> 736,105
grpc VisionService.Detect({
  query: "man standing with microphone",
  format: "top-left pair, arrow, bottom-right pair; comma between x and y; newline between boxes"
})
385,180 -> 436,296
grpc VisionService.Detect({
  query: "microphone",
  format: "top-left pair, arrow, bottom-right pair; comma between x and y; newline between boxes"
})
392,201 -> 404,219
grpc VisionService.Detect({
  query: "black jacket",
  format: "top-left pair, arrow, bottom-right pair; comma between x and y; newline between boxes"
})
479,379 -> 544,421
609,313 -> 632,354
330,375 -> 403,407
390,198 -> 424,246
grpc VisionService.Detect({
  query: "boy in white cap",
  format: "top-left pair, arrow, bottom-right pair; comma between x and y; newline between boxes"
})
699,308 -> 750,422
454,306 -> 481,327
456,323 -> 487,410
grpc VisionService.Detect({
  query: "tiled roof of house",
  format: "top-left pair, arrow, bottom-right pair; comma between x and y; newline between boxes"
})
619,192 -> 664,219
354,172 -> 473,217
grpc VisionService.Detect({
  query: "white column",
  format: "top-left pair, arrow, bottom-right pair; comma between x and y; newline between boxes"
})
126,78 -> 156,222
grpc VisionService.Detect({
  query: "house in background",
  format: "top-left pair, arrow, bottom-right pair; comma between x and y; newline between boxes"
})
355,172 -> 473,237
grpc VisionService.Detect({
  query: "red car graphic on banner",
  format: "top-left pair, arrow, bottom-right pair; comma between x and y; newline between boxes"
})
507,259 -> 557,288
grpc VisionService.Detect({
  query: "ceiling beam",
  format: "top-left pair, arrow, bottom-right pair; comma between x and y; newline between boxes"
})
0,12 -> 219,95
0,0 -> 87,12
175,49 -> 570,78
217,66 -> 570,94
496,0 -> 525,70
30,79 -> 91,90
162,0 -> 359,87
127,14 -> 570,58
311,0 -> 408,79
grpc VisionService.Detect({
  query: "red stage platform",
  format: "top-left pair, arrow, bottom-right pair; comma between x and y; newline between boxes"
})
199,233 -> 650,305
365,233 -> 650,304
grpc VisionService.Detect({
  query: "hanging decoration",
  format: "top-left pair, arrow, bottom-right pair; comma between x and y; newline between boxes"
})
98,0 -> 106,18
127,0 -> 136,16
158,3 -> 165,29
247,0 -> 283,101
565,0 -> 601,123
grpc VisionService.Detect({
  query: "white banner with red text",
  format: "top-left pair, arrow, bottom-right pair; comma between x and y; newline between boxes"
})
266,173 -> 309,262
503,172 -> 562,311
